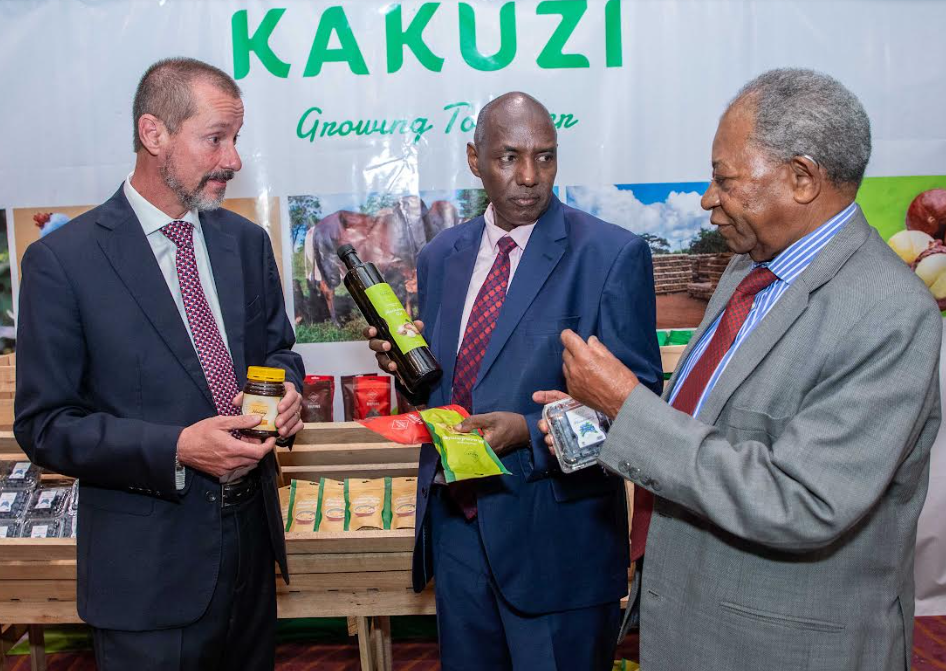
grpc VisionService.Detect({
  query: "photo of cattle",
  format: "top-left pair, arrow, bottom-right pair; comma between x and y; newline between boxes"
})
290,190 -> 490,343
567,183 -> 731,329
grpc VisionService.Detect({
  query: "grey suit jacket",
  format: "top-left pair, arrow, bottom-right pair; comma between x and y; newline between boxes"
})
600,207 -> 942,671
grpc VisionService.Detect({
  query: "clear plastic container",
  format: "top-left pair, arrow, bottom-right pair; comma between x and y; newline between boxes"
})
0,461 -> 41,491
27,486 -> 71,518
22,517 -> 63,538
0,520 -> 21,538
0,489 -> 30,520
542,397 -> 611,474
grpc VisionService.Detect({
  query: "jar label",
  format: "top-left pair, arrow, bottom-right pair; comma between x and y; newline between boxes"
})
242,394 -> 279,431
364,283 -> 428,354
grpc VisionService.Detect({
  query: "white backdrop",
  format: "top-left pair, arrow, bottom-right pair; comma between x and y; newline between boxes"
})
1,0 -> 945,613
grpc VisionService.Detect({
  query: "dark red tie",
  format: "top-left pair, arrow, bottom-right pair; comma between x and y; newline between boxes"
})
448,235 -> 517,519
630,266 -> 777,561
162,221 -> 241,419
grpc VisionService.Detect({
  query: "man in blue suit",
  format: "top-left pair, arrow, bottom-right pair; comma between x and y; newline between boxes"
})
368,92 -> 662,669
14,58 -> 304,670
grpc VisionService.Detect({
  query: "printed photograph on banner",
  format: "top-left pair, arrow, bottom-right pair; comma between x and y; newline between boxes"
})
0,210 -> 13,352
289,189 -> 490,343
858,175 -> 946,314
12,199 -> 281,284
567,183 -> 726,329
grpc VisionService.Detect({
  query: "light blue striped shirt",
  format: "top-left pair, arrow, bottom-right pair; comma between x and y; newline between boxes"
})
668,202 -> 857,417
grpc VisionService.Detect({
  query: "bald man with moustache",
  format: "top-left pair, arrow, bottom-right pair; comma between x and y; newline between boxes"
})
365,92 -> 663,669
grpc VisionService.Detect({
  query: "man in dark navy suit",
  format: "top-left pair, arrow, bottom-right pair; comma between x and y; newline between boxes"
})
14,57 -> 304,670
367,92 -> 663,669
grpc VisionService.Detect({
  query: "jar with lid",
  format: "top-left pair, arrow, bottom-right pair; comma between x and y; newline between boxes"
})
241,366 -> 286,439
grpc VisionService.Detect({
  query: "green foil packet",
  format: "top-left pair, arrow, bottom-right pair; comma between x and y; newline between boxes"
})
418,406 -> 511,483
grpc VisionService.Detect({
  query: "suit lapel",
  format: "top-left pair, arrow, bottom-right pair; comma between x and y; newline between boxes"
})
200,212 -> 247,385
696,208 -> 872,426
473,196 -> 567,391
437,220 -> 484,394
94,188 -> 215,407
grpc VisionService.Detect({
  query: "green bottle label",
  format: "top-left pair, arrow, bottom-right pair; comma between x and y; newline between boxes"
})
364,283 -> 428,354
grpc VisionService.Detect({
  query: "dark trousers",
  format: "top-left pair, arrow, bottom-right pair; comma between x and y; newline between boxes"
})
92,489 -> 276,671
429,487 -> 621,671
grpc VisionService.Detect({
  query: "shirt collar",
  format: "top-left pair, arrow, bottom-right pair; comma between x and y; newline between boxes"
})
483,203 -> 536,252
123,172 -> 201,237
756,202 -> 857,284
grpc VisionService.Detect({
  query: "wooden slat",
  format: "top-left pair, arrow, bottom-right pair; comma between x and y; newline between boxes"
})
278,570 -> 413,592
294,422 -> 394,446
287,552 -> 413,574
0,560 -> 76,580
277,443 -> 420,467
0,579 -> 76,601
0,368 -> 14,384
0,430 -> 21,452
285,530 -> 415,554
280,463 -> 418,481
0,601 -> 80,624
275,587 -> 436,618
0,539 -> 76,562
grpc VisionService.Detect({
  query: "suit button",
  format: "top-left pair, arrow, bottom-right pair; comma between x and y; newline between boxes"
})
619,461 -> 631,474
205,491 -> 218,503
650,480 -> 662,492
628,467 -> 641,481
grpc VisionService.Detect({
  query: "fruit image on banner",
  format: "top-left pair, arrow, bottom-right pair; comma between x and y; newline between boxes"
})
857,175 -> 946,313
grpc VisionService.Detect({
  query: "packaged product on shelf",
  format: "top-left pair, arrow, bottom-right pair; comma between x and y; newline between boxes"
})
317,478 -> 347,531
0,489 -> 30,519
70,480 -> 79,512
283,480 -> 321,532
62,514 -> 77,538
27,485 -> 71,518
0,461 -> 41,490
0,520 -> 21,538
347,478 -> 385,531
390,477 -> 417,530
22,517 -> 63,538
301,375 -> 335,423
341,374 -> 392,421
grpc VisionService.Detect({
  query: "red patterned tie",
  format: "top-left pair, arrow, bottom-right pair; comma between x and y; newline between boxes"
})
162,221 -> 241,419
631,266 -> 777,561
452,235 -> 518,412
448,235 -> 517,520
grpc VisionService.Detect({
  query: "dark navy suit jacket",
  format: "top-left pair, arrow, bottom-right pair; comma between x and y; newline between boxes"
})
14,187 -> 303,631
411,195 -> 662,614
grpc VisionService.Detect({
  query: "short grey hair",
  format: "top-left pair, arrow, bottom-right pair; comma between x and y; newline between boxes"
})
730,68 -> 872,190
132,57 -> 241,152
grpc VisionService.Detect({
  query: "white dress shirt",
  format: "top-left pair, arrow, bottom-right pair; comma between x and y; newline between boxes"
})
456,204 -> 536,350
123,174 -> 231,355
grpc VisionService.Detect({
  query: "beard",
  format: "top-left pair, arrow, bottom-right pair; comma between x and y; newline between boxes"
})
160,150 -> 234,212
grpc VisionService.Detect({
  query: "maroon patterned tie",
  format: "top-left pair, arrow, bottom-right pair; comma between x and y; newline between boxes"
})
630,266 -> 777,562
162,221 -> 241,418
448,235 -> 517,519
452,235 -> 518,411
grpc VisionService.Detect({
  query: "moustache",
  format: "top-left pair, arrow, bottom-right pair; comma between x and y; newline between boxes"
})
199,170 -> 235,189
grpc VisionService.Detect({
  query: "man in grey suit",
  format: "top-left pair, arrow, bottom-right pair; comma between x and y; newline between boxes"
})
536,69 -> 942,670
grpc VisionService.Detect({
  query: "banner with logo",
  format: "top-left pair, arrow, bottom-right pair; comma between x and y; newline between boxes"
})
1,0 -> 945,612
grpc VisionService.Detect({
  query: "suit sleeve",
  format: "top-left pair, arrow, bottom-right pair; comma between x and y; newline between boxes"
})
13,241 -> 182,499
525,235 -> 663,478
260,231 -> 304,392
598,293 -> 943,551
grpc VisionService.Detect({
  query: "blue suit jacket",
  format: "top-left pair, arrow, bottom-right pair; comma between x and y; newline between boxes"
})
13,187 -> 304,631
411,195 -> 662,614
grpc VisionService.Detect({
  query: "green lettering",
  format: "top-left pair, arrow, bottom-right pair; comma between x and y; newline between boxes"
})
385,4 -> 444,73
232,9 -> 290,80
536,0 -> 589,69
444,101 -> 474,133
296,106 -> 322,142
459,3 -> 517,72
605,0 -> 622,67
337,120 -> 355,136
410,118 -> 434,143
320,120 -> 339,137
304,6 -> 369,77
551,113 -> 578,129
